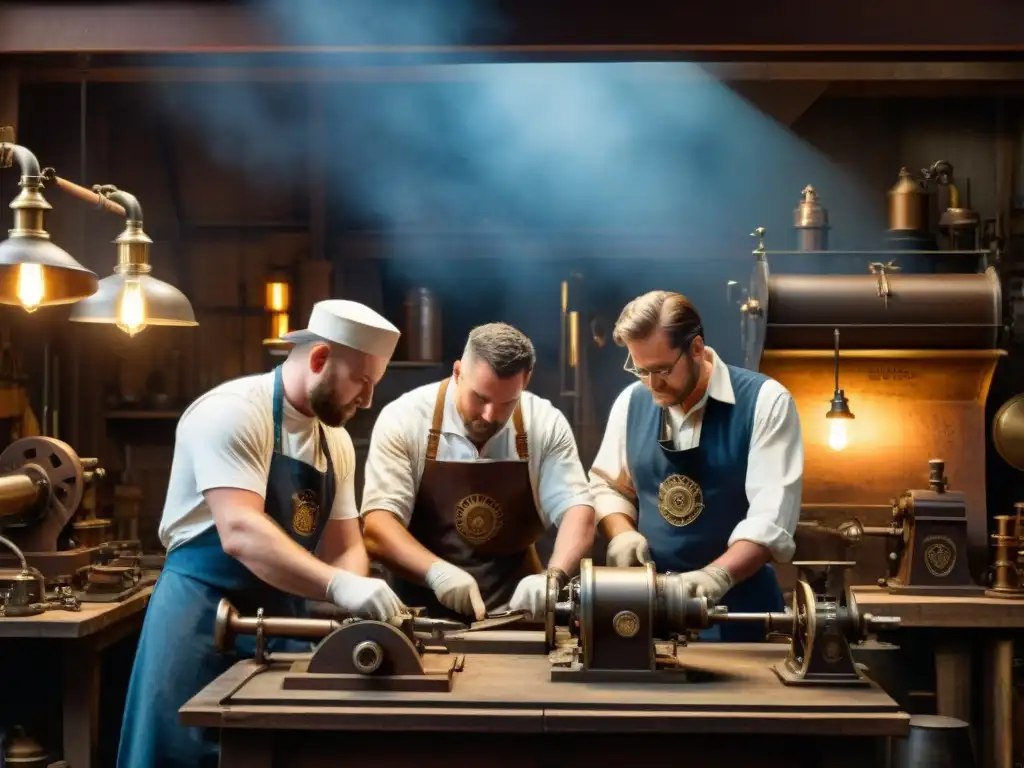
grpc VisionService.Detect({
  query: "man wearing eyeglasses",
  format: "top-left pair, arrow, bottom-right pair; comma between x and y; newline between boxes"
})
589,290 -> 803,641
361,322 -> 596,623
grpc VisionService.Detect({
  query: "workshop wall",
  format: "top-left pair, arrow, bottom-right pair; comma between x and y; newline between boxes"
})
5,79 -> 1020,555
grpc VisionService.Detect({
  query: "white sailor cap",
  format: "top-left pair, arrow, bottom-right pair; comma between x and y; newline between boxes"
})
280,299 -> 401,359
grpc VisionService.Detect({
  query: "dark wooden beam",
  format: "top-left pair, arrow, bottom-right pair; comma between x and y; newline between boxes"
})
20,61 -> 1024,84
1,1 -> 1023,54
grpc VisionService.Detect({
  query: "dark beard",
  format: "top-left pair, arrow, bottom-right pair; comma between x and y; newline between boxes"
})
309,379 -> 353,427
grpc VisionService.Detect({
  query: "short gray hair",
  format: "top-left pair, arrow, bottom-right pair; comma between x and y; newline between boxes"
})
462,323 -> 535,379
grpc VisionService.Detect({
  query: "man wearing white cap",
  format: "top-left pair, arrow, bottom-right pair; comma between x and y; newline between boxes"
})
118,300 -> 407,768
361,322 -> 595,623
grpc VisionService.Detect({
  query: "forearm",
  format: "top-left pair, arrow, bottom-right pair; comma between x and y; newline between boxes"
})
218,511 -> 338,600
598,511 -> 637,540
548,505 -> 596,574
711,539 -> 772,583
363,510 -> 442,583
326,540 -> 371,576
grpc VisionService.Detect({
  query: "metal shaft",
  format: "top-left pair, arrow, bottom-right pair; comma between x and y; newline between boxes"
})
717,611 -> 796,635
0,470 -> 44,519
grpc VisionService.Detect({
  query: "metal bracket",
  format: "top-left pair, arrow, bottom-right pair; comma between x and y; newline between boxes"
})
254,607 -> 266,664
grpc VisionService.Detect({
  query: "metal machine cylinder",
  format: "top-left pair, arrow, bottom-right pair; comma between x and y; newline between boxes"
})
754,266 -> 1001,352
0,470 -> 45,520
403,287 -> 442,363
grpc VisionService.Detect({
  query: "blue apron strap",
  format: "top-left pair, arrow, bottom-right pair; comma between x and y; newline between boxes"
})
272,365 -> 285,454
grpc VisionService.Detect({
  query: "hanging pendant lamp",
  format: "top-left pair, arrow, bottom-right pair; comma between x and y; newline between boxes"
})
0,142 -> 98,312
67,186 -> 197,336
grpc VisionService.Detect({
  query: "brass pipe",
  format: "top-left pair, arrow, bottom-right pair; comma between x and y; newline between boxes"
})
0,469 -> 45,518
214,598 -> 340,652
41,171 -> 126,217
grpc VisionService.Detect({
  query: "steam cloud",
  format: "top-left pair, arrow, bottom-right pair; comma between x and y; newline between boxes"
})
148,0 -> 881,371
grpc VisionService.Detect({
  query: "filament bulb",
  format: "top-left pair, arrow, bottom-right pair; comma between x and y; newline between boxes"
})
117,276 -> 147,337
16,263 -> 44,312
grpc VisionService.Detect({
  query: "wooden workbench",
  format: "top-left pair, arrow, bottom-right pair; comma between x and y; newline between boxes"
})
182,640 -> 908,768
852,585 -> 1024,768
0,587 -> 152,768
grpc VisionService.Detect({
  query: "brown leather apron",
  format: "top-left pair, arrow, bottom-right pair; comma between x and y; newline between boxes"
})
395,378 -> 546,618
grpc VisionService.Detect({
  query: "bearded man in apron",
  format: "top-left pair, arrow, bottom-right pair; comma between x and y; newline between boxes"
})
361,322 -> 596,622
589,291 -> 803,642
117,301 -> 408,768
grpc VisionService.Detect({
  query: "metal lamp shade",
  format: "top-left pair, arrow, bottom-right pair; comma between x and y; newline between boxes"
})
68,271 -> 198,327
0,234 -> 99,307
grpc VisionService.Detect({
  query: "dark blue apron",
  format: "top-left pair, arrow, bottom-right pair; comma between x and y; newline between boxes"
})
626,364 -> 785,643
116,366 -> 336,768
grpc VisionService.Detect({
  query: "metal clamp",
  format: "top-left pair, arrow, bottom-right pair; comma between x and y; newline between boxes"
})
254,607 -> 266,664
868,261 -> 901,307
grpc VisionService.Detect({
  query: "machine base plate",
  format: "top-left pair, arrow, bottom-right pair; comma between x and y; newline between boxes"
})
983,588 -> 1024,600
281,659 -> 456,693
771,662 -> 871,688
550,663 -> 715,685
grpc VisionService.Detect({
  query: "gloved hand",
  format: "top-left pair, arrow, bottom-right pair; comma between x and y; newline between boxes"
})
326,570 -> 406,621
508,573 -> 548,620
676,565 -> 734,603
425,560 -> 486,621
606,530 -> 652,567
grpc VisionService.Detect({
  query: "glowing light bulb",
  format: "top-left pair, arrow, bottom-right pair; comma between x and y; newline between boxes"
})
117,277 -> 147,337
16,263 -> 44,312
828,418 -> 849,451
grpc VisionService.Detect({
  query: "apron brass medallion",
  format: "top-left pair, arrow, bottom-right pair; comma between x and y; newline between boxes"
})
291,490 -> 319,537
454,493 -> 504,544
922,535 -> 956,578
657,474 -> 705,527
613,610 -> 640,638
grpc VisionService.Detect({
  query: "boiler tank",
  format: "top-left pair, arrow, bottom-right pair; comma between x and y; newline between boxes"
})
741,257 -> 1001,367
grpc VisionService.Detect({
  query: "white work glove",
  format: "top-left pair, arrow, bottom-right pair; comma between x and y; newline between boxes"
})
425,560 -> 486,621
676,565 -> 734,603
508,573 -> 548,620
326,570 -> 406,622
606,530 -> 652,567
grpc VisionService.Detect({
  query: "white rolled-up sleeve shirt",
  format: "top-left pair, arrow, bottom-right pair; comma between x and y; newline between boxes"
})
588,348 -> 803,562
361,378 -> 593,528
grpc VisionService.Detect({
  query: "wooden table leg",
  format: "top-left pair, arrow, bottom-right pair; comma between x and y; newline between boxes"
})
934,633 -> 973,723
221,729 -> 272,768
62,644 -> 100,768
982,635 -> 1015,768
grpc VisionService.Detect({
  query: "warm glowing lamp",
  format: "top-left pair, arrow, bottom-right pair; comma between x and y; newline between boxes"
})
263,274 -> 291,347
825,327 -> 854,451
66,184 -> 197,336
0,142 -> 98,311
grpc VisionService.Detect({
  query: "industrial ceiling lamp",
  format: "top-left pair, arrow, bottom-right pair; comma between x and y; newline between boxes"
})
263,272 -> 292,351
0,137 -> 98,312
62,181 -> 197,336
825,328 -> 854,451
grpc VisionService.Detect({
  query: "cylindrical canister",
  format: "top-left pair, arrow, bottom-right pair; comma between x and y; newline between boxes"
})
793,185 -> 830,252
403,287 -> 442,363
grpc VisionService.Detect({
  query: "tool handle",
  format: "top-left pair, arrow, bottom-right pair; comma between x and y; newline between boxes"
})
46,172 -> 126,216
